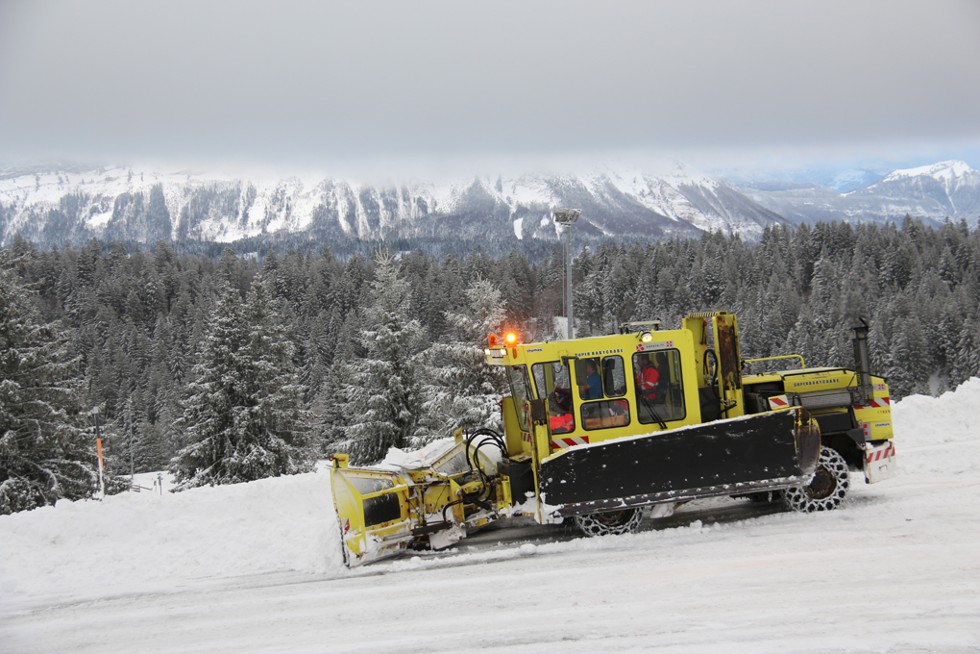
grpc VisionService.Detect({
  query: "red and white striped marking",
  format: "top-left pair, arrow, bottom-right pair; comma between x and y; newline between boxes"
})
855,397 -> 891,409
768,395 -> 790,409
552,435 -> 590,449
866,440 -> 896,464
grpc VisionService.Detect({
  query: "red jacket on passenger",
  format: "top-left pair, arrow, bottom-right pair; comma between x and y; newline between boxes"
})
636,365 -> 659,400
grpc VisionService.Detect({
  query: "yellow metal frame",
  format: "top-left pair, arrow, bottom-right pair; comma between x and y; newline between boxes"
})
853,376 -> 894,441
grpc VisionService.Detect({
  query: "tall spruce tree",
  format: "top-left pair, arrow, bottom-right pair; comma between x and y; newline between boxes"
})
419,278 -> 506,439
0,265 -> 97,513
338,253 -> 428,463
237,275 -> 315,475
170,275 -> 314,490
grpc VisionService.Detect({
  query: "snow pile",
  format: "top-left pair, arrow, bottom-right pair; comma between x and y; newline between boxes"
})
0,466 -> 342,605
892,376 -> 980,475
378,437 -> 455,469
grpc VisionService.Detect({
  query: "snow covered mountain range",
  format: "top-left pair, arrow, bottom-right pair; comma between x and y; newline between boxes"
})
1,160 -> 977,247
742,160 -> 980,227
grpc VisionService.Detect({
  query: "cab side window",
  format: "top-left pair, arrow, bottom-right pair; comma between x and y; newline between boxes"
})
575,358 -> 603,400
602,356 -> 627,397
532,361 -> 574,434
578,355 -> 630,431
632,349 -> 686,424
581,399 -> 630,430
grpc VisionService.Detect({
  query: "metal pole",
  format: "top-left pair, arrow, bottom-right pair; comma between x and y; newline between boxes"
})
565,223 -> 574,339
128,401 -> 134,482
553,209 -> 580,340
94,407 -> 105,501
852,318 -> 873,404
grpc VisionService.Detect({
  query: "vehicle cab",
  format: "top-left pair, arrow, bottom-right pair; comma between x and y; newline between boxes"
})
485,314 -> 742,456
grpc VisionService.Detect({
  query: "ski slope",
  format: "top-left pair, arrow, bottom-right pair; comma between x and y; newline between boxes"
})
2,380 -> 979,653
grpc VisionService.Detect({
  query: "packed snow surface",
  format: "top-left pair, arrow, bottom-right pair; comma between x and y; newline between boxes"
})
3,380 -> 980,652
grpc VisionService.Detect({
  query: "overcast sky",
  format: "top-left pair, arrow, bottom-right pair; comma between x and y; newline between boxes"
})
2,0 -> 979,177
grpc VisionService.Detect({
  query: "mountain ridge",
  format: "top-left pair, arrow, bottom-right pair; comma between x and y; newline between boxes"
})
1,160 -> 977,248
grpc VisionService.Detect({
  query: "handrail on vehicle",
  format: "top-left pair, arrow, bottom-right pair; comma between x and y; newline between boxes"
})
742,353 -> 806,370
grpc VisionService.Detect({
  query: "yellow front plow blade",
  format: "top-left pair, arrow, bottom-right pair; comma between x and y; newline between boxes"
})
330,454 -> 416,567
328,435 -> 510,567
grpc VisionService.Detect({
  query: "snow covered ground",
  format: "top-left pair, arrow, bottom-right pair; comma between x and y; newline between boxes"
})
2,380 -> 979,653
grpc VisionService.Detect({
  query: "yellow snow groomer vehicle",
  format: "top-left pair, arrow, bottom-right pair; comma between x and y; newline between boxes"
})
331,312 -> 896,567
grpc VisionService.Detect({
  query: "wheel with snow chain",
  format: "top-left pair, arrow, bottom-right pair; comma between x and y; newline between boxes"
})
784,446 -> 849,513
573,508 -> 643,537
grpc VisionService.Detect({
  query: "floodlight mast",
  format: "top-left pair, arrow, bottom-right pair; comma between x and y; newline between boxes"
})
553,209 -> 581,339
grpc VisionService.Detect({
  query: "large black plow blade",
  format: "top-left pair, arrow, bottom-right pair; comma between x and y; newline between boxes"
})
539,410 -> 819,517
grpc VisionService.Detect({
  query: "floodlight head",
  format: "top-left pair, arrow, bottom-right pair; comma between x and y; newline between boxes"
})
553,208 -> 581,225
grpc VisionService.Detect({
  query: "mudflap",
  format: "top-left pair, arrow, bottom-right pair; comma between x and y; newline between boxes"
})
864,439 -> 897,484
539,410 -> 820,518
330,464 -> 415,568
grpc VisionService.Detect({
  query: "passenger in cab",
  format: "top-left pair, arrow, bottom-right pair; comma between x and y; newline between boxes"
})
635,354 -> 660,402
578,359 -> 603,400
549,385 -> 574,433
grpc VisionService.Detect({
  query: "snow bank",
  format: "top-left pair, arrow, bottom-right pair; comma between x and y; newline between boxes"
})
893,376 -> 980,475
0,466 -> 343,605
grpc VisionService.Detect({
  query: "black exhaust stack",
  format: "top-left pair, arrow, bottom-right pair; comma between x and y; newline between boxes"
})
852,318 -> 873,404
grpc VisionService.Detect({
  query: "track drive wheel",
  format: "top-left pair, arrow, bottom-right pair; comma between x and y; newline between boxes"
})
784,446 -> 849,513
747,490 -> 783,504
573,508 -> 643,537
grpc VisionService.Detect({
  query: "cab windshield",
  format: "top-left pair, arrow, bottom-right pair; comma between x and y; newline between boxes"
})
506,365 -> 532,431
531,361 -> 574,434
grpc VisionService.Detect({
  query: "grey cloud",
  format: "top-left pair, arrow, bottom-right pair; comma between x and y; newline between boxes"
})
1,0 -> 979,168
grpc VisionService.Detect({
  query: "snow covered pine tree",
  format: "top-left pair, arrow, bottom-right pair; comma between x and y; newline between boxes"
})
0,264 -> 97,514
420,278 -> 506,438
337,252 -> 428,463
170,275 -> 314,490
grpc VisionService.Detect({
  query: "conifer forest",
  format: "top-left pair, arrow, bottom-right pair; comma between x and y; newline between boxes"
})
2,217 -> 979,513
